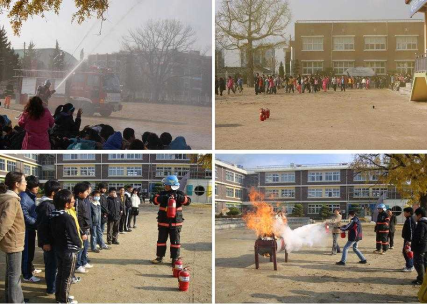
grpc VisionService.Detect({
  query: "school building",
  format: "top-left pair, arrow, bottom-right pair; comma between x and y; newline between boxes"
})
215,160 -> 409,221
1,154 -> 212,204
293,20 -> 425,76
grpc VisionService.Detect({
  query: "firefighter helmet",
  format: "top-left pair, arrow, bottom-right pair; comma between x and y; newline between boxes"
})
44,79 -> 52,87
162,175 -> 180,190
376,203 -> 386,210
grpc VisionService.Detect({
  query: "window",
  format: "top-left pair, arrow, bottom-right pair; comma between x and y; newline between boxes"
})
32,166 -> 39,177
215,167 -> 219,179
333,61 -> 355,75
235,189 -> 243,199
325,188 -> 340,198
281,189 -> 295,198
325,171 -> 340,182
195,186 -> 205,196
302,61 -> 323,75
155,166 -> 172,177
265,173 -> 280,183
63,154 -> 96,160
109,167 -> 125,176
396,61 -> 415,75
328,204 -> 341,212
63,183 -> 76,191
80,167 -> 95,176
308,204 -> 323,214
354,173 -> 367,181
308,172 -> 323,182
7,161 -> 16,172
24,165 -> 31,175
0,159 -> 5,171
226,187 -> 234,197
372,188 -> 388,197
235,174 -> 243,184
354,188 -> 370,198
265,189 -> 279,198
42,170 -> 55,180
215,185 -> 218,196
396,36 -> 418,50
126,167 -> 142,176
302,37 -> 324,51
226,171 -> 234,182
281,173 -> 295,183
155,154 -> 188,160
308,188 -> 323,198
108,183 -> 125,189
205,170 -> 212,178
174,167 -> 190,177
364,36 -> 387,50
108,154 -> 142,160
174,154 -> 189,160
333,37 -> 355,51
63,167 -> 78,176
365,61 -> 386,75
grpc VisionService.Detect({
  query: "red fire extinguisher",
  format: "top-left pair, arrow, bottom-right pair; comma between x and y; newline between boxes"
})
405,244 -> 414,259
325,223 -> 330,234
178,267 -> 190,292
259,109 -> 265,121
167,195 -> 177,218
341,231 -> 346,238
173,259 -> 183,278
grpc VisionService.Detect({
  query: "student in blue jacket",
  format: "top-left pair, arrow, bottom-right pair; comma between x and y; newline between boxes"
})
336,210 -> 367,266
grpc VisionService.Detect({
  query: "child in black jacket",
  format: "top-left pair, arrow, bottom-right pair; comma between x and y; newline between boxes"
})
402,207 -> 416,272
49,190 -> 82,304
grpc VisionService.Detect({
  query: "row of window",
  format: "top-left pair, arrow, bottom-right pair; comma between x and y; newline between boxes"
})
0,159 -> 39,176
265,171 -> 340,183
262,187 -> 387,199
302,36 -> 418,52
307,204 -> 341,215
224,170 -> 244,184
62,154 -> 190,161
226,187 -> 243,199
302,61 -> 414,75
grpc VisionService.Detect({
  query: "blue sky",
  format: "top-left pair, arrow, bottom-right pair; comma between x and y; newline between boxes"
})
216,154 -> 356,169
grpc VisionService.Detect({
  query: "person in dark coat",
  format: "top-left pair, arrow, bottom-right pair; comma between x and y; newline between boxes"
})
106,188 -> 123,245
52,103 -> 82,139
374,204 -> 390,254
219,77 -> 226,96
336,210 -> 367,265
402,207 -> 416,272
35,180 -> 61,295
387,209 -> 397,249
19,175 -> 41,282
151,175 -> 191,265
97,183 -> 109,233
412,207 -> 427,285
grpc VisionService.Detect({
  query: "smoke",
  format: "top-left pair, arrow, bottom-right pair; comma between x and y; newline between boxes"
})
274,218 -> 328,253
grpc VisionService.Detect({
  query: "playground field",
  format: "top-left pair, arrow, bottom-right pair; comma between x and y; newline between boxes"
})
216,88 -> 427,150
216,226 -> 418,303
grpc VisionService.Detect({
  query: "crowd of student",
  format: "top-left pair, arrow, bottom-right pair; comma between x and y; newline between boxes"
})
0,97 -> 191,150
329,203 -> 427,287
0,173 -> 144,303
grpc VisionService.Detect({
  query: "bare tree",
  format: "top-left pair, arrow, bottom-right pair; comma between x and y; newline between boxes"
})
123,19 -> 196,102
216,0 -> 291,86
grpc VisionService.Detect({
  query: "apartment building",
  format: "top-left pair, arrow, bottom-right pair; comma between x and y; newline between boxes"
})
294,20 -> 425,76
0,154 -> 41,180
215,160 -> 407,220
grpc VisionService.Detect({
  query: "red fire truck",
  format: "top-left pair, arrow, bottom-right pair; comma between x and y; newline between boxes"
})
15,66 -> 123,117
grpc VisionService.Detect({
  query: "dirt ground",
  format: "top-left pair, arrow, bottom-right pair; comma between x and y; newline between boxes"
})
216,88 -> 427,150
0,204 -> 212,303
216,225 -> 419,303
1,101 -> 212,149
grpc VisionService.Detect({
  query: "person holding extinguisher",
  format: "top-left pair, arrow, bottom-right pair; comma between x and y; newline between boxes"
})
151,175 -> 191,265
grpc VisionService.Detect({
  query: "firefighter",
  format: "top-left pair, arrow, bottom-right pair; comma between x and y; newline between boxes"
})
374,203 -> 390,254
37,79 -> 56,105
151,175 -> 191,265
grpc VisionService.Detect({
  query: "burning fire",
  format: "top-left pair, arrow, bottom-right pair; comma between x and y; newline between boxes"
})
243,189 -> 287,237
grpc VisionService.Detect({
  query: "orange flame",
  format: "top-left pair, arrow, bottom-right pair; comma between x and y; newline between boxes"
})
243,189 -> 287,237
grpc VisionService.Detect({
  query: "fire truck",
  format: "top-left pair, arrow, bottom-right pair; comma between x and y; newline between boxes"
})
14,66 -> 123,117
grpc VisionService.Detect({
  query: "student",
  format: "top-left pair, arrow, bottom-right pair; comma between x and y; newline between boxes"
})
122,128 -> 135,149
374,203 -> 390,254
402,207 -> 416,272
387,209 -> 397,249
336,210 -> 367,265
130,189 -> 141,229
151,175 -> 191,265
49,190 -> 82,304
36,180 -> 61,295
18,96 -> 54,150
125,186 -> 133,231
52,103 -> 82,139
20,175 -> 42,283
329,209 -> 342,255
90,191 -> 109,252
0,172 -> 26,303
97,183 -> 109,233
74,183 -> 92,274
106,188 -> 122,245
118,187 -> 131,233
160,133 -> 173,149
412,207 -> 427,285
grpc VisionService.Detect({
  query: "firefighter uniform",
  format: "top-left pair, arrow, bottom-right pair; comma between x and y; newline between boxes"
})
154,190 -> 191,259
375,210 -> 390,252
